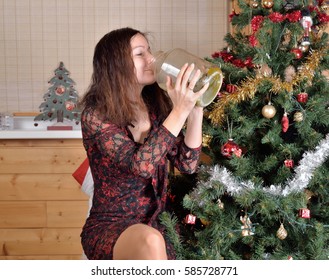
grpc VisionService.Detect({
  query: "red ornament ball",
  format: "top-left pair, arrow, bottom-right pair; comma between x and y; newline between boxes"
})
226,84 -> 237,93
56,85 -> 65,95
221,139 -> 242,159
65,101 -> 75,111
291,48 -> 303,59
297,92 -> 308,103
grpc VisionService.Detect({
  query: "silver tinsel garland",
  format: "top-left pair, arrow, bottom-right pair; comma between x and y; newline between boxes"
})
194,133 -> 329,199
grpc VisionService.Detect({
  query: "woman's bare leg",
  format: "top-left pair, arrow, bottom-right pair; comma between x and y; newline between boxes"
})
113,223 -> 168,260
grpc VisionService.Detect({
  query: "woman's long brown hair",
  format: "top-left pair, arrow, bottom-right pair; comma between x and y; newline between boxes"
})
79,27 -> 172,127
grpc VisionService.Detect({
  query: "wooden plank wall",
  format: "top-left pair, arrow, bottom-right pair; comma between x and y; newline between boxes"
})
0,139 -> 89,260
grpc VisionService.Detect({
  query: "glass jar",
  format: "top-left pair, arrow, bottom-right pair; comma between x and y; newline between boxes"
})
0,112 -> 14,130
152,48 -> 223,107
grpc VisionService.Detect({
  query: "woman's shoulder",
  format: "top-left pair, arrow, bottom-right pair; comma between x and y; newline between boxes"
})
82,106 -> 97,118
81,107 -> 120,134
82,107 -> 100,126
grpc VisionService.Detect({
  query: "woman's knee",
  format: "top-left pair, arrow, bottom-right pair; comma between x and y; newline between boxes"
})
113,224 -> 167,259
140,226 -> 166,250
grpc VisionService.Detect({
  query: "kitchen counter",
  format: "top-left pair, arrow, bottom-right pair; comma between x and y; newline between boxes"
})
0,127 -> 87,259
0,116 -> 82,139
0,130 -> 82,139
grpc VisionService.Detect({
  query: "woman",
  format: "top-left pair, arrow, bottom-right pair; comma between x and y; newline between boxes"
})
80,27 -> 208,260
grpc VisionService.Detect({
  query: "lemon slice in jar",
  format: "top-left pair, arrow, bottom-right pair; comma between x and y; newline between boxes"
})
196,66 -> 223,107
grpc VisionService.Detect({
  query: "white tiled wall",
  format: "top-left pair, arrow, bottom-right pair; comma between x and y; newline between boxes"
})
0,0 -> 229,113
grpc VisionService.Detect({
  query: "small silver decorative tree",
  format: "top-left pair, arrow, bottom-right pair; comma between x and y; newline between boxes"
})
34,62 -> 81,130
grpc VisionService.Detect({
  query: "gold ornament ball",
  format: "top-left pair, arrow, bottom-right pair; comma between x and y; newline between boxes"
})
261,64 -> 272,77
304,189 -> 314,201
293,111 -> 304,122
262,0 -> 274,9
250,0 -> 259,8
202,134 -> 212,147
276,223 -> 288,240
322,70 -> 329,81
200,218 -> 210,226
257,63 -> 272,77
322,3 -> 329,10
217,199 -> 224,209
262,103 -> 277,119
240,215 -> 254,236
241,229 -> 251,236
284,65 -> 296,82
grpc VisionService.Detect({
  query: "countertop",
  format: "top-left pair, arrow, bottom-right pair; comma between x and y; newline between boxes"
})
0,116 -> 82,139
0,130 -> 82,139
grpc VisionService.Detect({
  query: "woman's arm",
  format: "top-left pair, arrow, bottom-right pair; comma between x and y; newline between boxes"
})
184,106 -> 204,149
82,108 -> 177,179
164,106 -> 204,174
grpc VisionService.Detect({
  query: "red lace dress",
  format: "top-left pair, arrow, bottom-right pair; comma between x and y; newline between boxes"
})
80,107 -> 201,259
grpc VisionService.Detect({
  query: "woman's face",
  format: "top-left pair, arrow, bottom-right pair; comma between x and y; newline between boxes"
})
130,33 -> 156,86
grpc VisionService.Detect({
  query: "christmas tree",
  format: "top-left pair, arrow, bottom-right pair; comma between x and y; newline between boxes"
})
162,0 -> 329,260
34,62 -> 81,128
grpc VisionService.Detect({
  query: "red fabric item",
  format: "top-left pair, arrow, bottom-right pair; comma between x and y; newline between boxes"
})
72,158 -> 89,185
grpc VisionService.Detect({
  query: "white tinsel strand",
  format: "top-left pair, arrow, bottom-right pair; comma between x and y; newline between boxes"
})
193,134 -> 329,199
191,165 -> 254,206
281,133 -> 329,196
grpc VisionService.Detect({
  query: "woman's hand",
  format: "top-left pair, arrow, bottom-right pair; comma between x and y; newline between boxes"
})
166,63 -> 209,116
162,63 -> 209,137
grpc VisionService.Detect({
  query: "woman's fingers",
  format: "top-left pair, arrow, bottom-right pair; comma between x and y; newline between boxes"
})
165,63 -> 209,107
166,63 -> 202,92
175,63 -> 189,89
187,67 -> 202,92
179,63 -> 195,91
